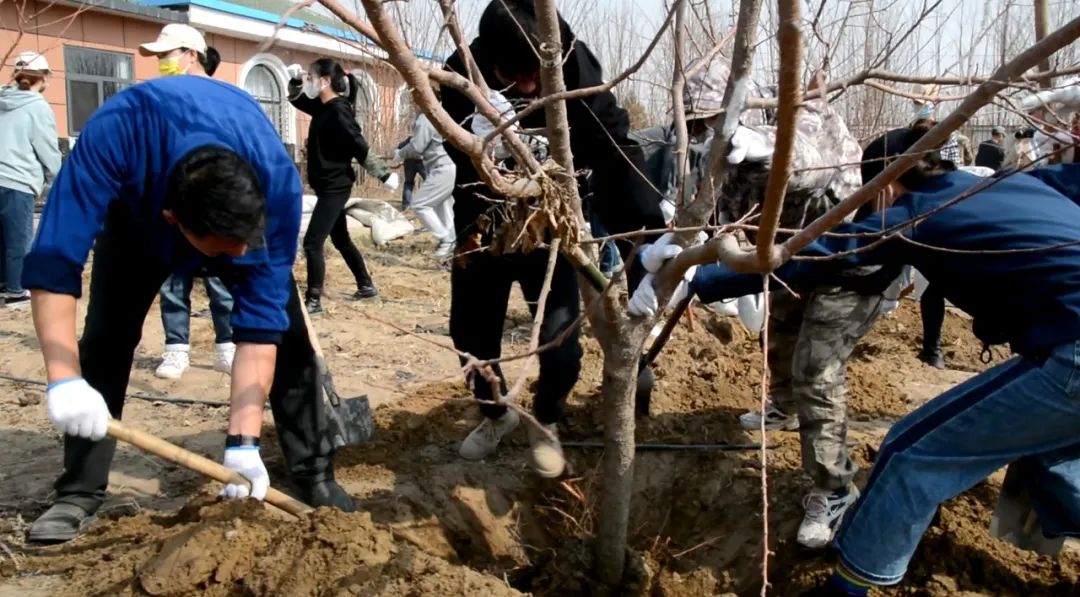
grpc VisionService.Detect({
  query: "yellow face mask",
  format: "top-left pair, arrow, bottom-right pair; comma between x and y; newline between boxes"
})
158,56 -> 187,77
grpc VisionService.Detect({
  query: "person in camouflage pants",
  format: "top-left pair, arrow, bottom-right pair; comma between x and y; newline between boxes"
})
678,60 -> 892,549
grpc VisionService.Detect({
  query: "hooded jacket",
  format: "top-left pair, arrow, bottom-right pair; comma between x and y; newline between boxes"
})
0,85 -> 61,197
396,113 -> 453,174
288,81 -> 370,194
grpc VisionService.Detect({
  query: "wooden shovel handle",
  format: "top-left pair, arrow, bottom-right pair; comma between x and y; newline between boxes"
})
107,419 -> 313,517
296,285 -> 327,361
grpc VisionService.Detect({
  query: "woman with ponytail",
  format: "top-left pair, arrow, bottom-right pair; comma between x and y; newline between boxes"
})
287,58 -> 378,314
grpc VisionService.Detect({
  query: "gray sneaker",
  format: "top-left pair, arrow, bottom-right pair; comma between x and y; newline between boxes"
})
28,503 -> 96,544
739,401 -> 800,431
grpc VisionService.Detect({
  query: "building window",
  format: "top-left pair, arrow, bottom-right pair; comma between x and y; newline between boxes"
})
351,70 -> 378,123
244,64 -> 285,137
64,46 -> 133,135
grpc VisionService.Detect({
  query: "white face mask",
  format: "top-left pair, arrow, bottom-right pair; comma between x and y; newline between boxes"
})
303,78 -> 326,99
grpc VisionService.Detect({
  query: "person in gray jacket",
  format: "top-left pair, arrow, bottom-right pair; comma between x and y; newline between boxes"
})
395,110 -> 456,260
0,51 -> 61,306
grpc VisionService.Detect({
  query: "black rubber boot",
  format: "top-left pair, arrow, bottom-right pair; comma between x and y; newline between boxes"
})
28,503 -> 97,544
299,480 -> 357,512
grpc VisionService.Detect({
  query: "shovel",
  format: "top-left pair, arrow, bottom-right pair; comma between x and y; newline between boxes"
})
297,294 -> 375,448
989,461 -> 1066,556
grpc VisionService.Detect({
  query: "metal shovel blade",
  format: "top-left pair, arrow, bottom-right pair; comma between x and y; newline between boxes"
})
989,462 -> 1065,556
315,356 -> 374,449
325,393 -> 374,449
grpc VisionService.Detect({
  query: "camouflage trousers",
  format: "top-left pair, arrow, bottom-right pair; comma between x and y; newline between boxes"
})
768,286 -> 885,490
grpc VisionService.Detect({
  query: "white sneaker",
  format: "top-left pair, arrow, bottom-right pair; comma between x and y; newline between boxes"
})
459,409 -> 520,460
155,346 -> 190,380
739,400 -> 800,431
214,342 -> 235,374
527,423 -> 566,478
797,485 -> 861,549
433,240 -> 455,260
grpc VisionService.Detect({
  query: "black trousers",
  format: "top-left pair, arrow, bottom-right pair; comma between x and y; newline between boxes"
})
303,188 -> 372,299
55,205 -> 334,513
921,284 -> 946,352
449,249 -> 583,425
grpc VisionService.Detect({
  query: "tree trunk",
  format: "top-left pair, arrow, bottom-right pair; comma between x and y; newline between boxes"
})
594,321 -> 647,585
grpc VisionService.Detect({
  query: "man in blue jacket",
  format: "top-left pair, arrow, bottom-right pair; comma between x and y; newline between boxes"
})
632,126 -> 1080,594
25,75 -> 354,543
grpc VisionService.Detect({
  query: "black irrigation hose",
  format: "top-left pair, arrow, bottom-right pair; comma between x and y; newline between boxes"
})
0,372 -> 231,408
560,440 -> 768,452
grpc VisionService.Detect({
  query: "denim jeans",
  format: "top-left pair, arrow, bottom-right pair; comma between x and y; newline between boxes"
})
0,186 -> 36,293
836,339 -> 1080,585
589,208 -> 620,276
159,272 -> 233,345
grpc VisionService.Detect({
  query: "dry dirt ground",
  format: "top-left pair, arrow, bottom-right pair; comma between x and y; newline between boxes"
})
0,223 -> 1078,596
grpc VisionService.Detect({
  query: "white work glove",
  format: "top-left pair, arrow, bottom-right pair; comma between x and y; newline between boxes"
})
659,198 -> 677,224
628,273 -> 660,318
628,267 -> 697,319
383,172 -> 400,193
46,378 -> 110,440
639,232 -> 682,273
669,265 -> 697,306
727,125 -> 774,165
220,446 -> 269,500
286,63 -> 304,82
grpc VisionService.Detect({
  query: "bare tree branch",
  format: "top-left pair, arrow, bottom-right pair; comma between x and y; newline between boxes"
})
319,0 -> 546,199
782,14 -> 1080,259
754,0 -> 803,269
670,0 -> 691,210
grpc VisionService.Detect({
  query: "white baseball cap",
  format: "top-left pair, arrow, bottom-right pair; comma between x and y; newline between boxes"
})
14,51 -> 50,74
139,24 -> 207,56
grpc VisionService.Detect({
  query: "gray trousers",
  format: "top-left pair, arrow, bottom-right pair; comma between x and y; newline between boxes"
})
768,287 -> 885,490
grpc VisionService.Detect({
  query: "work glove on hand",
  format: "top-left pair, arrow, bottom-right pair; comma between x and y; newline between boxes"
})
383,172 -> 401,193
727,126 -> 774,165
659,198 -> 677,224
628,266 -> 697,319
47,378 -> 110,440
286,63 -> 304,82
639,232 -> 682,274
220,446 -> 269,500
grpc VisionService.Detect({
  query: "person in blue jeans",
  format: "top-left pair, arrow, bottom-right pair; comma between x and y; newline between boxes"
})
0,51 -> 61,306
631,125 -> 1080,595
155,272 -> 235,379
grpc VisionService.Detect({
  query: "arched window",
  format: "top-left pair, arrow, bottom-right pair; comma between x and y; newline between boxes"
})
350,69 -> 379,130
245,64 -> 285,137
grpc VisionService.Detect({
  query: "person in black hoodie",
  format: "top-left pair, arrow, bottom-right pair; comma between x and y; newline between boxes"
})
287,58 -> 377,314
442,0 -> 666,478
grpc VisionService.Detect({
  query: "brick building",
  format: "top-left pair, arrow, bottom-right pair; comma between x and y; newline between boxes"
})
0,0 -> 434,156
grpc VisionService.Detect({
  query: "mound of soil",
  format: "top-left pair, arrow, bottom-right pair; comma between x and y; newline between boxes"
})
20,497 -> 523,597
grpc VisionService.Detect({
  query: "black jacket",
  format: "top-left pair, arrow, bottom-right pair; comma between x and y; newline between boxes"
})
289,81 -> 369,193
975,140 -> 1006,171
440,39 -> 665,243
